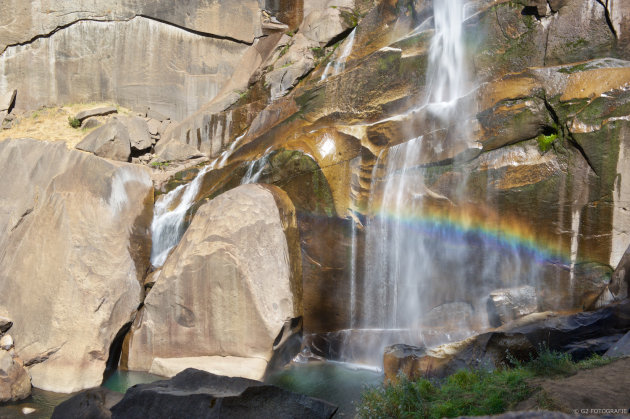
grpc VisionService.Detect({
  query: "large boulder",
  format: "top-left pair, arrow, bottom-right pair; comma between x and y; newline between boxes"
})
116,116 -> 152,152
75,106 -> 117,123
0,138 -> 153,392
109,369 -> 337,419
76,120 -> 132,162
0,351 -> 31,403
126,184 -> 302,380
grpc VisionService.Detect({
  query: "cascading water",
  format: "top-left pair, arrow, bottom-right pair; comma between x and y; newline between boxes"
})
354,0 -> 546,356
320,28 -> 357,82
150,134 -> 247,267
150,165 -> 210,267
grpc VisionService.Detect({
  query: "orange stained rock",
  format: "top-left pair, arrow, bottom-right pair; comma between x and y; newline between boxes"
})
560,67 -> 630,101
477,74 -> 542,110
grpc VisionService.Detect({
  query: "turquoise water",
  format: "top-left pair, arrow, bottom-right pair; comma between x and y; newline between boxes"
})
0,371 -> 163,419
0,389 -> 73,419
266,361 -> 384,417
102,370 -> 163,393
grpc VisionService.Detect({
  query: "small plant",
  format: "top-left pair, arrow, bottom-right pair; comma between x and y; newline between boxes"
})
278,43 -> 291,58
68,116 -> 81,128
150,161 -> 170,169
536,132 -> 557,152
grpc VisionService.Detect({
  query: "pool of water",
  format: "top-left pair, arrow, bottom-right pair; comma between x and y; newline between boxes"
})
0,371 -> 163,418
102,370 -> 163,393
265,361 -> 384,417
0,388 -> 73,419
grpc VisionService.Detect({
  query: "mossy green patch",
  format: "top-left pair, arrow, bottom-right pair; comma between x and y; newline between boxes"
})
537,133 -> 557,152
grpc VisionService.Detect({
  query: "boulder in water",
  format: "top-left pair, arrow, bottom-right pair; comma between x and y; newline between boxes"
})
51,387 -> 123,419
109,368 -> 337,419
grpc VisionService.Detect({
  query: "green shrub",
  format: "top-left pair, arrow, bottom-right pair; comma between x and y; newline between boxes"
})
358,348 -> 613,418
358,368 -> 533,419
526,345 -> 575,377
68,116 -> 81,129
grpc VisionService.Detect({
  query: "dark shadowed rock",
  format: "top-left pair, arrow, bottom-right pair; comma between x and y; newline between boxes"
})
76,120 -> 131,161
51,387 -> 123,419
387,300 -> 630,380
110,369 -> 337,419
0,316 -> 12,334
75,106 -> 118,122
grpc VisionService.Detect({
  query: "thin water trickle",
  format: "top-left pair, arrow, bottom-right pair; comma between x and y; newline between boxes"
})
320,28 -> 356,82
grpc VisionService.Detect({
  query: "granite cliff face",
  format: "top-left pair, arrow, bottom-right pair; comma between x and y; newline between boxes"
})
0,0 -> 275,120
1,0 -> 630,398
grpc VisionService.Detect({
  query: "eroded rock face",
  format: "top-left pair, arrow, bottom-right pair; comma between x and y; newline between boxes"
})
0,351 -> 31,403
126,184 -> 302,380
0,138 -> 153,393
0,0 -> 264,53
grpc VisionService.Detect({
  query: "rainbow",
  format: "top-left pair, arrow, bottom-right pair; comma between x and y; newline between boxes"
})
369,202 -> 573,267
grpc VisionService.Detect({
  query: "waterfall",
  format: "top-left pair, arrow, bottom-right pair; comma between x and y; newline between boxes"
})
360,0 -> 471,334
425,0 -> 467,116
